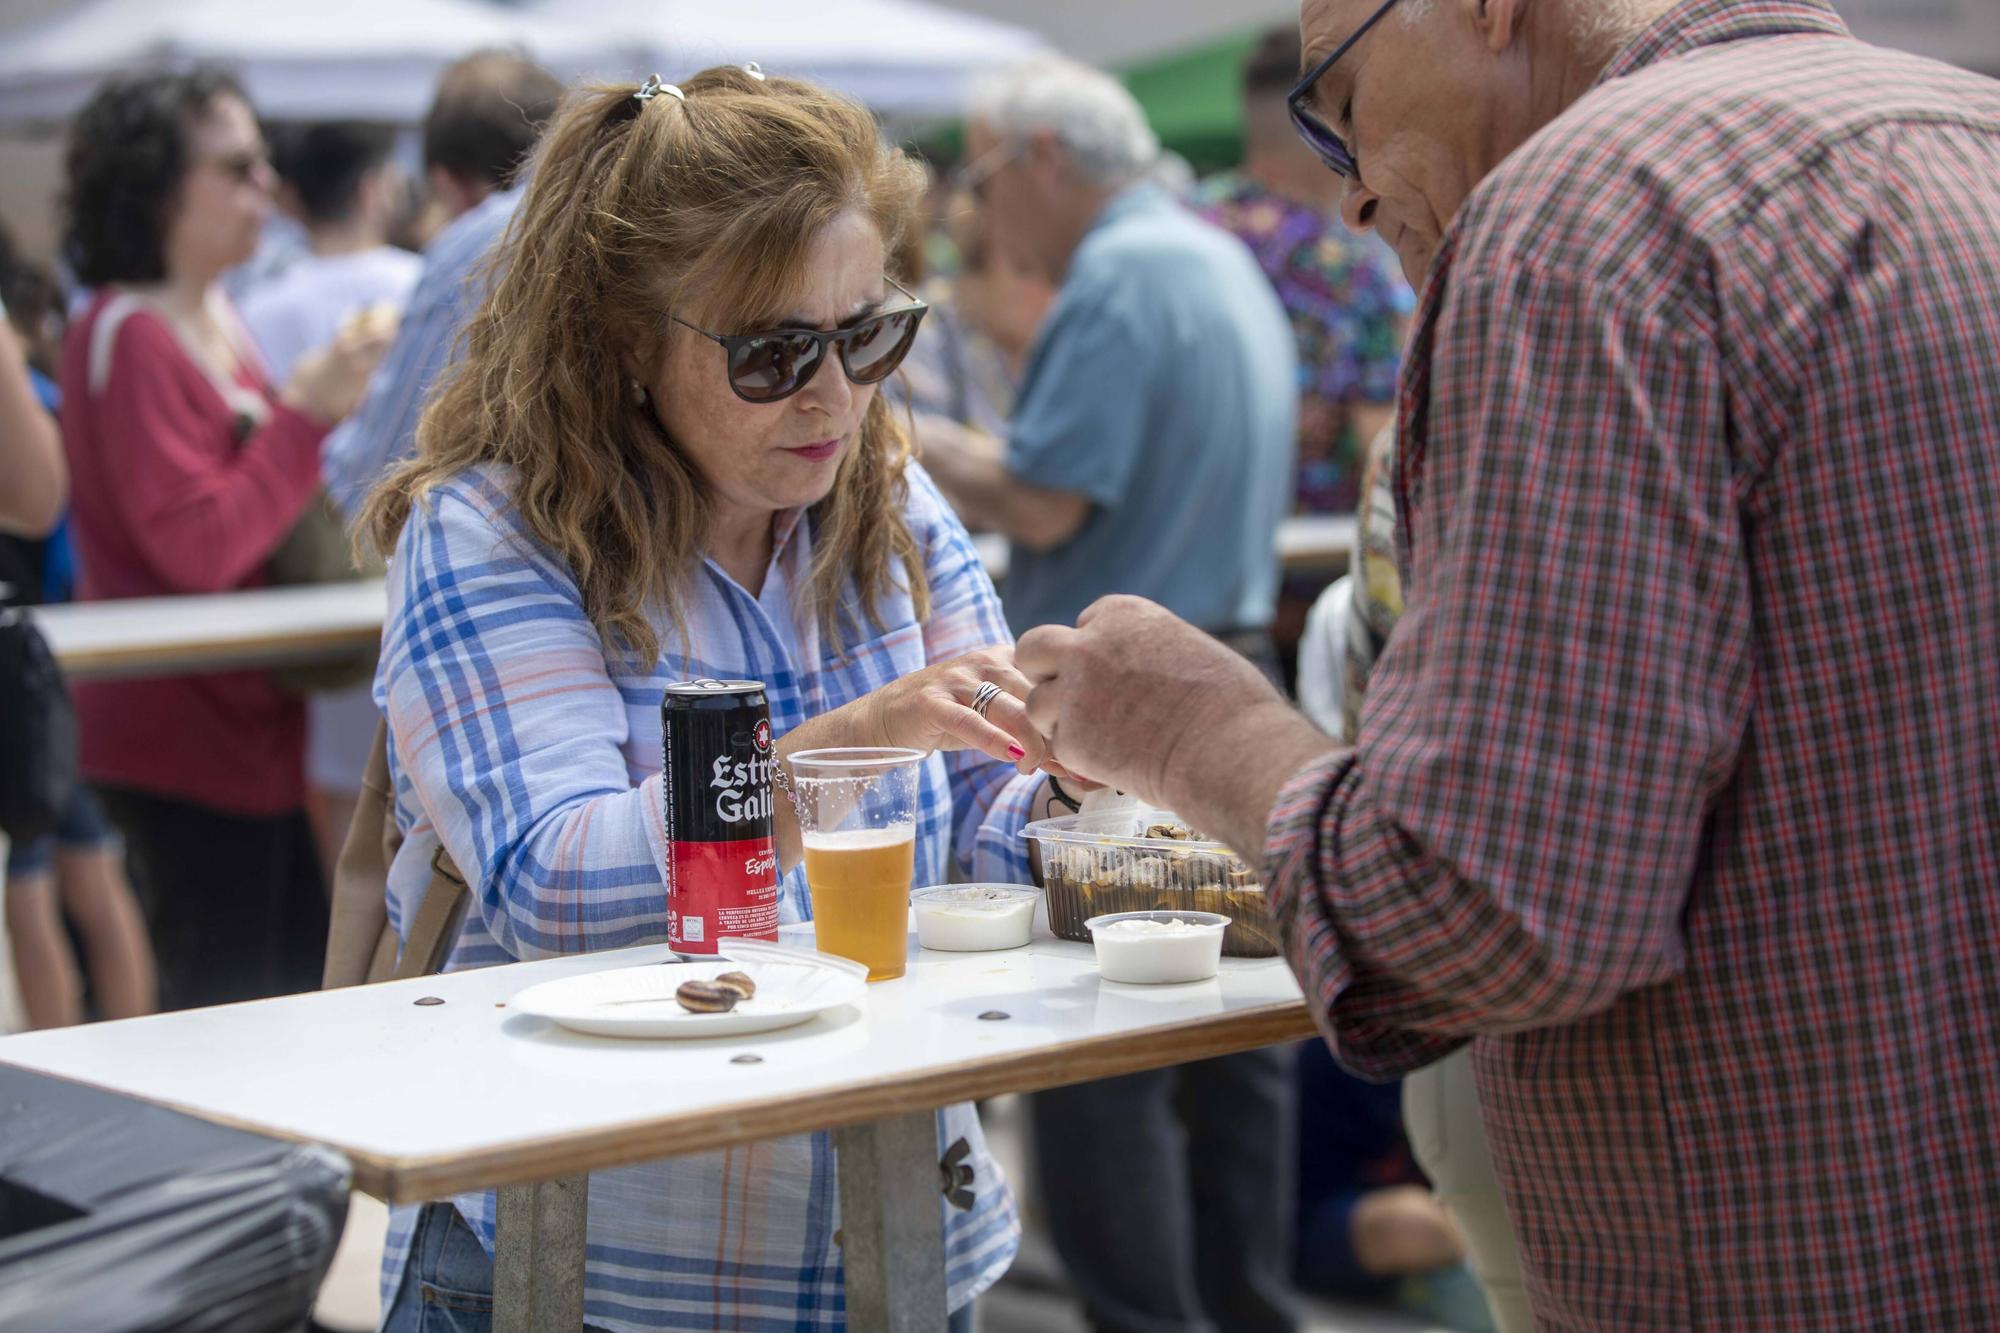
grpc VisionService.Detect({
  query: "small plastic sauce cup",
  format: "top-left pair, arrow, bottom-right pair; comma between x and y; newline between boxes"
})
1085,910 -> 1228,984
910,884 -> 1039,952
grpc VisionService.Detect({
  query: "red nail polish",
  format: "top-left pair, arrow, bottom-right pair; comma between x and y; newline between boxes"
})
1007,744 -> 1026,759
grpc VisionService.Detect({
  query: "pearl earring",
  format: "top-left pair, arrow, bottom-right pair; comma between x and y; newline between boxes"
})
628,377 -> 648,407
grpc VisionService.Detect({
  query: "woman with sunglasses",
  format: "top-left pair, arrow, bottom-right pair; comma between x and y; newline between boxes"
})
57,70 -> 388,1013
361,66 -> 1060,1330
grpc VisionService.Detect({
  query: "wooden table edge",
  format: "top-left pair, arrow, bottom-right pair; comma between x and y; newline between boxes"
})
375,999 -> 1314,1201
6,1000 -> 1314,1204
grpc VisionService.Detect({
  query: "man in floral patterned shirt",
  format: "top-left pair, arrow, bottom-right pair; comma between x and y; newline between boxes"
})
1192,24 -> 1409,520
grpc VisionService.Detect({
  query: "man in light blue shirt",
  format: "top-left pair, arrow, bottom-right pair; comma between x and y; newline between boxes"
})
921,59 -> 1300,1333
922,68 -> 1295,647
323,52 -> 561,518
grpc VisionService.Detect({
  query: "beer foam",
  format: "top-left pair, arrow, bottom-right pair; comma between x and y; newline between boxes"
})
801,827 -> 915,851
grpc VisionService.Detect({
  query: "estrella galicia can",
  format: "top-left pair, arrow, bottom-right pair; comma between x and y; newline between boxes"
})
662,679 -> 779,957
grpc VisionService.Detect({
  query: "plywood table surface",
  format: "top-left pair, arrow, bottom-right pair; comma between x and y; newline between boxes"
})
0,923 -> 1310,1330
32,578 -> 386,681
0,924 -> 1310,1205
976,516 -> 1355,584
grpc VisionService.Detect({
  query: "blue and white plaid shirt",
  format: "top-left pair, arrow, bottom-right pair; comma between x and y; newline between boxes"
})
375,460 -> 1029,1328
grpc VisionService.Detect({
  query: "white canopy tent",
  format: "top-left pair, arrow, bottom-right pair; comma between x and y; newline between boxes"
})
527,0 -> 1049,118
0,0 -> 610,126
935,0 -> 2000,74
0,0 -> 1048,129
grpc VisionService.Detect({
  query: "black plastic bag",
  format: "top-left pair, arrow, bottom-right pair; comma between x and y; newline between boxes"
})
0,1066 -> 350,1332
0,601 -> 77,844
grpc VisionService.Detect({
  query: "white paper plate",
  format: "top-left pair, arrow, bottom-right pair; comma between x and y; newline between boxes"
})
511,942 -> 866,1040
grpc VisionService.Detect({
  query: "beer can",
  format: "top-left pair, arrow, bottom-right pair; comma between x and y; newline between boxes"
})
662,679 -> 779,957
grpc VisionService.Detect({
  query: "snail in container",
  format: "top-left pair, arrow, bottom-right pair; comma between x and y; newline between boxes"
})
1038,819 -> 1277,957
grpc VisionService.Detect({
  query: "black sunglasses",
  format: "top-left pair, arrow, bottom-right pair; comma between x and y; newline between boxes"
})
672,279 -> 929,404
1288,0 -> 1406,179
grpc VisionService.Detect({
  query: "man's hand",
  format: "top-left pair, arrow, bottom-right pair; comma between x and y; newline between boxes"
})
913,411 -> 1003,463
1015,597 -> 1341,853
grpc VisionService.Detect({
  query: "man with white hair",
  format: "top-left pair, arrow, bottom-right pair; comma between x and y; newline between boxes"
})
923,59 -> 1301,1333
922,61 -> 1295,654
1014,0 -> 2000,1327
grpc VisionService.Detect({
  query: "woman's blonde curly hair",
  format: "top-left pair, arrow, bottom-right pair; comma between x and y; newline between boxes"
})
362,65 -> 930,665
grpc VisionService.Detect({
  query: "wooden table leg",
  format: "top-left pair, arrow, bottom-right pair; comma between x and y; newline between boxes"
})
494,1175 -> 588,1332
834,1111 -> 949,1332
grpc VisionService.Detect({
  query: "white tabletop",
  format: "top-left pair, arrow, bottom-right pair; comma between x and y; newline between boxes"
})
974,517 -> 1355,585
1277,514 -> 1359,565
32,578 -> 387,681
0,926 -> 1309,1202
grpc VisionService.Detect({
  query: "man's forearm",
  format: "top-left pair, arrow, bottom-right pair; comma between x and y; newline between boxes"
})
921,432 -> 1013,534
1155,697 -> 1342,860
922,426 -> 1088,551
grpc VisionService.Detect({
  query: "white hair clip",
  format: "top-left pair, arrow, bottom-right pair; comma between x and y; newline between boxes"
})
633,74 -> 685,104
742,62 -> 766,81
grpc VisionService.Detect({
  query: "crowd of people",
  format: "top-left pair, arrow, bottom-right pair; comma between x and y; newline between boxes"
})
1,0 -> 1997,1329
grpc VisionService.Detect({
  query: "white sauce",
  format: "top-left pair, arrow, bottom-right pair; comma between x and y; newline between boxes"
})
1089,913 -> 1225,984
911,885 -> 1037,952
1097,918 -> 1211,938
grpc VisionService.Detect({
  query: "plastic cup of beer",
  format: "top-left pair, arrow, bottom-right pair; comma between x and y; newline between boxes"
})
791,747 -> 923,981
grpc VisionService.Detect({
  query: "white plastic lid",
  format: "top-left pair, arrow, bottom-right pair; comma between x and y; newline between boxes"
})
1084,910 -> 1229,935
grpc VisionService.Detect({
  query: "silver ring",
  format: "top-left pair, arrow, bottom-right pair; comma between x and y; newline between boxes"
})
970,681 -> 1004,719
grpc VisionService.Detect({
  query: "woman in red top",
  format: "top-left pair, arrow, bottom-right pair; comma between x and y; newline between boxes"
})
58,70 -> 386,1009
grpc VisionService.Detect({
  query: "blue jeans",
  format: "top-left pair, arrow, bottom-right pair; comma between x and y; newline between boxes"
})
383,1201 -> 978,1331
380,1202 -> 513,1333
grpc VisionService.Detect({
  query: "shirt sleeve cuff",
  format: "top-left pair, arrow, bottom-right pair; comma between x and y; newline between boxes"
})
636,770 -> 669,881
1004,442 -> 1123,511
1264,751 -> 1465,1081
972,770 -> 1042,885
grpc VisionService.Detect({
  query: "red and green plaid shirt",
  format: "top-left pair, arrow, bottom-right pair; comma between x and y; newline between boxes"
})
1264,1 -> 2000,1327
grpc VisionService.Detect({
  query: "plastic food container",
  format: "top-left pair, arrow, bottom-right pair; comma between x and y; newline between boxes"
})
910,884 -> 1038,952
1086,910 -> 1227,983
1022,807 -> 1278,957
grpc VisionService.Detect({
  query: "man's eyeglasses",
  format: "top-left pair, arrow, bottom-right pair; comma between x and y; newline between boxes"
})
951,141 -> 1023,199
671,279 -> 929,405
1289,0 -> 1406,179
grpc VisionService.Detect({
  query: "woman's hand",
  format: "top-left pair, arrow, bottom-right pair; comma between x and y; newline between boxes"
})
283,322 -> 393,426
767,647 -> 1056,873
860,646 -> 1054,774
